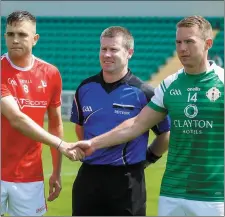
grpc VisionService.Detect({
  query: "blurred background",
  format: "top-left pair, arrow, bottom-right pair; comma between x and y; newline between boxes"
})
1,1 -> 224,216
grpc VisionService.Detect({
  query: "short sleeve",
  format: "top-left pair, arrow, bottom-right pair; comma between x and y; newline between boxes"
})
49,68 -> 62,108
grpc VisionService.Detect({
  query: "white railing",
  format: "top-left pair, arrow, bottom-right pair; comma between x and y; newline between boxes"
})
61,90 -> 75,120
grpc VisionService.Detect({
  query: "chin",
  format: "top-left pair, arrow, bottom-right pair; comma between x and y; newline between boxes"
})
103,68 -> 114,73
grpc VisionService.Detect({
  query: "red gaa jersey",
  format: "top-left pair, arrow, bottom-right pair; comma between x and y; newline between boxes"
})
1,53 -> 62,182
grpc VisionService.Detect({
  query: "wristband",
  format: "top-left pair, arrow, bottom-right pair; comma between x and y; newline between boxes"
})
57,140 -> 63,150
144,147 -> 162,168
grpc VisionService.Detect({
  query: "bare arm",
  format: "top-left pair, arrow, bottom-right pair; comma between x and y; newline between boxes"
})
91,106 -> 166,150
1,95 -> 61,148
149,131 -> 170,157
47,106 -> 63,201
75,124 -> 84,140
1,95 -> 85,161
47,106 -> 63,177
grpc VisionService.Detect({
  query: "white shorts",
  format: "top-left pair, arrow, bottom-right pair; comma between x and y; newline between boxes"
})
158,196 -> 224,216
1,180 -> 47,216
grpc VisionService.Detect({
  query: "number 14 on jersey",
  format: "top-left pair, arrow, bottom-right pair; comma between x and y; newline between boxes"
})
188,92 -> 197,102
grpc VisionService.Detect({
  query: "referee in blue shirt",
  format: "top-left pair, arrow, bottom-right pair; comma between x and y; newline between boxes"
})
70,26 -> 170,216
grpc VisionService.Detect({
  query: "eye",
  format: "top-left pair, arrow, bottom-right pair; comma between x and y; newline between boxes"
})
7,32 -> 14,37
18,32 -> 28,37
111,48 -> 118,52
186,40 -> 194,44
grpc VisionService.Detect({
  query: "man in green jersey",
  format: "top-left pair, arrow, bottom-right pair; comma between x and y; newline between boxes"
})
73,16 -> 224,216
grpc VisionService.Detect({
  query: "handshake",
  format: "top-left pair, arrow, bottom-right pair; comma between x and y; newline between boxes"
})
57,140 -> 95,161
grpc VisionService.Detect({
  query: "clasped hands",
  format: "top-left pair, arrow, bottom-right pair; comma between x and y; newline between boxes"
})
58,140 -> 94,161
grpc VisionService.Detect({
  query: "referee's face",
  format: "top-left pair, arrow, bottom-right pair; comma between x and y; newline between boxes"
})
100,36 -> 133,74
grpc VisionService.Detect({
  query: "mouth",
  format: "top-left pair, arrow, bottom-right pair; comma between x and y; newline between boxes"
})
11,47 -> 22,50
104,61 -> 114,64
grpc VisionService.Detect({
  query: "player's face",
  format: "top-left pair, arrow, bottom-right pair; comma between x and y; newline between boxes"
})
176,26 -> 209,68
99,36 -> 133,74
4,20 -> 39,59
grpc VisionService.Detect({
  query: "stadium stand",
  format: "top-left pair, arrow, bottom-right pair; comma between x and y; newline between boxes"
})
1,17 -> 223,119
1,17 -> 223,90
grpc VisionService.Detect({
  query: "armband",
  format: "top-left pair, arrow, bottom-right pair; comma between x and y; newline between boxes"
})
144,147 -> 162,168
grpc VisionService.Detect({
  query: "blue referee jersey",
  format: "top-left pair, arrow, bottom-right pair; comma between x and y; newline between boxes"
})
70,70 -> 170,165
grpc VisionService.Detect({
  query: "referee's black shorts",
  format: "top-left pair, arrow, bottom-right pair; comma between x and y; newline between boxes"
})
72,162 -> 146,216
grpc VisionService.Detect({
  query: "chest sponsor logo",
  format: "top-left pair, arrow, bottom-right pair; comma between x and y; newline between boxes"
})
14,97 -> 47,109
184,104 -> 198,119
173,103 -> 214,135
206,87 -> 221,102
169,89 -> 182,96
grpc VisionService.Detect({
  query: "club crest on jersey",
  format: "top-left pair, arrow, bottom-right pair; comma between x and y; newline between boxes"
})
37,80 -> 47,92
206,87 -> 221,102
38,80 -> 47,88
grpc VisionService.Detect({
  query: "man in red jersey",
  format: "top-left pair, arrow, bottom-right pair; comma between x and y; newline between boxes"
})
1,11 -> 85,216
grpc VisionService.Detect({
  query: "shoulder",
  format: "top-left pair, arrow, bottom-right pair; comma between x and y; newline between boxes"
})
127,74 -> 155,99
34,56 -> 60,75
1,54 -> 11,79
76,73 -> 101,92
213,63 -> 224,84
1,53 -> 9,67
1,53 -> 7,61
160,68 -> 184,92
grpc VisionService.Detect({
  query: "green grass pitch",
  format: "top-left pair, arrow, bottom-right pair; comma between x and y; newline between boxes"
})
42,121 -> 167,216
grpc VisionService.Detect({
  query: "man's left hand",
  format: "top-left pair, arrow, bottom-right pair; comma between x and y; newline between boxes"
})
48,174 -> 62,201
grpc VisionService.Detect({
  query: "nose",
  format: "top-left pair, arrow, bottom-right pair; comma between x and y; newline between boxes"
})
179,42 -> 187,52
12,35 -> 19,44
104,50 -> 112,58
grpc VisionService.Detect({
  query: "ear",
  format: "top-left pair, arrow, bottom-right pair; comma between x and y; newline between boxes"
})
33,34 -> 40,47
205,38 -> 213,50
127,48 -> 134,59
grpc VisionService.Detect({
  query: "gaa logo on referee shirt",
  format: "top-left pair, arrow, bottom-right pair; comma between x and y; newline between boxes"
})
82,106 -> 92,112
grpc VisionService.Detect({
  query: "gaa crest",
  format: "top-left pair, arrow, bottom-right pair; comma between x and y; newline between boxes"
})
206,87 -> 221,102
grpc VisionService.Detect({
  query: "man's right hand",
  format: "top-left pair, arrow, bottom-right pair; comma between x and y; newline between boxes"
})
58,141 -> 86,161
68,140 -> 95,157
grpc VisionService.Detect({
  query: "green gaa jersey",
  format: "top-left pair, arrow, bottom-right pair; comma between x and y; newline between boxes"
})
148,61 -> 224,201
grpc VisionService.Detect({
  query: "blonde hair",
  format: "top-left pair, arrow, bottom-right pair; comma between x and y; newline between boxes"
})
177,15 -> 213,40
100,26 -> 134,50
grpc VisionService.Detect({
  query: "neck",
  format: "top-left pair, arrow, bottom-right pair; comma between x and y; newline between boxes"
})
103,67 -> 128,83
8,53 -> 33,68
184,58 -> 210,75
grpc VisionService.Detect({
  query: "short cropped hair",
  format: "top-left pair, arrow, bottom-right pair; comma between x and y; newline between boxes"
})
176,15 -> 213,40
100,26 -> 134,50
7,10 -> 36,25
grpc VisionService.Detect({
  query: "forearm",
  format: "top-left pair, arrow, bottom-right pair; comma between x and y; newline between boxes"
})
49,125 -> 63,176
90,107 -> 165,151
91,117 -> 143,150
148,132 -> 170,156
75,124 -> 84,141
12,113 -> 61,148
